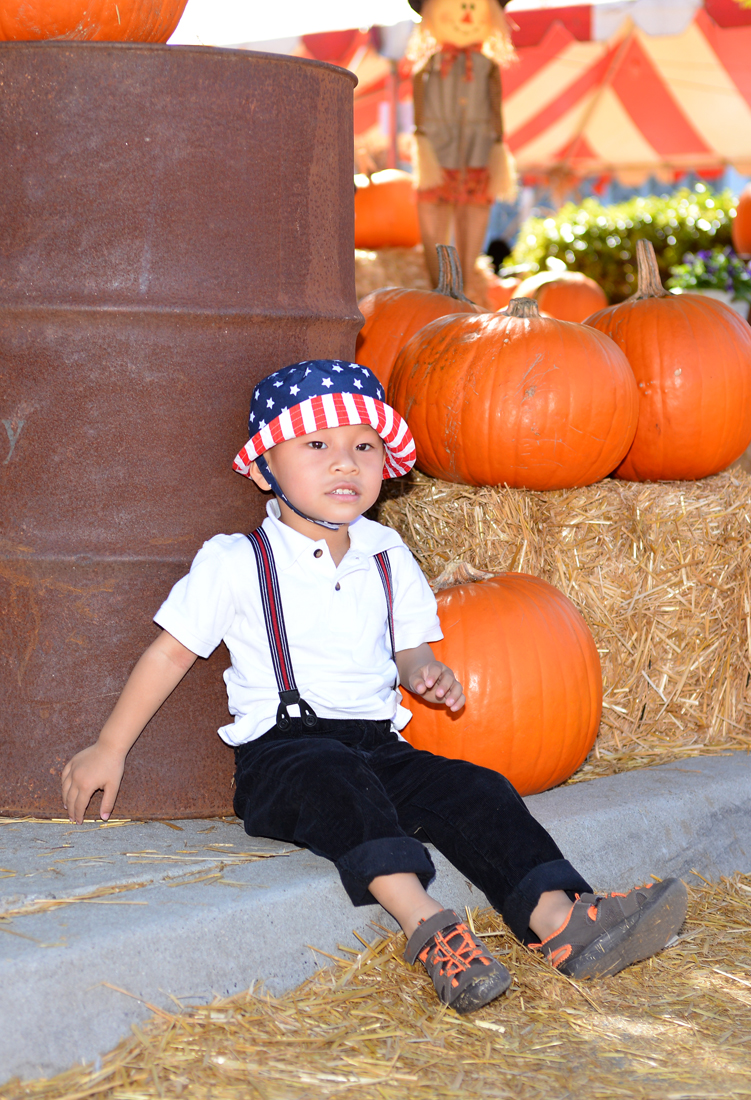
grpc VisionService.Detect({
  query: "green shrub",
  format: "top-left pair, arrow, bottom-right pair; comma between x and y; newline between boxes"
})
506,184 -> 737,303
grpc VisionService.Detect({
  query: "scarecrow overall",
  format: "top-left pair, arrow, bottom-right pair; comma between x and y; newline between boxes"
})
407,0 -> 517,300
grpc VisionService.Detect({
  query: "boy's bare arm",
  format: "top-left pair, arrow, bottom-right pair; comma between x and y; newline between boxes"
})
61,630 -> 198,824
396,643 -> 466,712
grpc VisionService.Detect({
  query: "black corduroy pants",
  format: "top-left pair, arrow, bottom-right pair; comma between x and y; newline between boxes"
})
233,717 -> 591,943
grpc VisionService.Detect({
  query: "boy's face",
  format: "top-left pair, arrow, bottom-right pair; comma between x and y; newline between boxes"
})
249,424 -> 385,528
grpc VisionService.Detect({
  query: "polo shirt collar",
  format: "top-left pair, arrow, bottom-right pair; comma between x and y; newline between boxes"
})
348,514 -> 404,555
262,499 -> 403,570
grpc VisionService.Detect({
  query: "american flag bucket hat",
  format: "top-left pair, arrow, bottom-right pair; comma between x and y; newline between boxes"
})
233,360 -> 416,480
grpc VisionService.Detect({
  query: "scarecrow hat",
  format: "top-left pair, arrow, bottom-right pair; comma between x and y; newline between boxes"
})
233,360 -> 416,480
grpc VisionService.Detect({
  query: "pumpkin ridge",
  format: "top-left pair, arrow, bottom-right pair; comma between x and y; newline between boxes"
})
527,585 -> 551,788
538,587 -> 569,787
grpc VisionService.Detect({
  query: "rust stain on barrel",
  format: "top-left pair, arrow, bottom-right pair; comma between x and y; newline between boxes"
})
0,42 -> 361,818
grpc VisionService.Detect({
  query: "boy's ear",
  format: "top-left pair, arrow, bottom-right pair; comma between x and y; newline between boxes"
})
248,460 -> 273,493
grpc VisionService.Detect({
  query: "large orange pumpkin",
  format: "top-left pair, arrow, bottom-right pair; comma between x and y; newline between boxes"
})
585,239 -> 751,482
732,183 -> 751,257
402,574 -> 602,796
512,270 -> 608,322
356,244 -> 483,390
0,0 -> 187,41
354,170 -> 421,251
388,296 -> 639,488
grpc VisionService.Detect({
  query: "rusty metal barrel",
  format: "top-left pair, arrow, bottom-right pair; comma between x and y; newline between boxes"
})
0,42 -> 360,818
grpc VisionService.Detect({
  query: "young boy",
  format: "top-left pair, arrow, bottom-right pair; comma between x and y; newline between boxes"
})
62,360 -> 687,1015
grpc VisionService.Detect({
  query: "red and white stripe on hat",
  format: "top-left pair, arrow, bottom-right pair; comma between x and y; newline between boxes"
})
233,391 -> 416,480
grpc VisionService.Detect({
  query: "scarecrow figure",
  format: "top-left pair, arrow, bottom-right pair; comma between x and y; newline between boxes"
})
407,0 -> 517,300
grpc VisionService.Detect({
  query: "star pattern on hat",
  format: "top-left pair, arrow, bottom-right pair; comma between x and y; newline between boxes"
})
247,361 -> 390,424
239,360 -> 414,481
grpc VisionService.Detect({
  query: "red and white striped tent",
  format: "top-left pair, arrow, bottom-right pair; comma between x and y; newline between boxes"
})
280,0 -> 751,186
503,0 -> 751,185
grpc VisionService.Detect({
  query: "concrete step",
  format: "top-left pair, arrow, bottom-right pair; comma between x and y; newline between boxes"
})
1,752 -> 749,1083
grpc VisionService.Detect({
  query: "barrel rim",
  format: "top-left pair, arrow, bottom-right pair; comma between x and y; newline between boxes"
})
0,39 -> 359,87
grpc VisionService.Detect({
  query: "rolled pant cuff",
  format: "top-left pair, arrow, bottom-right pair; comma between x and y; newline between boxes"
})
502,859 -> 592,944
336,837 -> 436,907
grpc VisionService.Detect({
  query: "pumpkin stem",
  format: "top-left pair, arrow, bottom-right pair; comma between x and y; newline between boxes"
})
505,296 -> 541,319
446,245 -> 475,304
434,244 -> 475,304
435,244 -> 451,295
432,560 -> 496,592
632,239 -> 670,300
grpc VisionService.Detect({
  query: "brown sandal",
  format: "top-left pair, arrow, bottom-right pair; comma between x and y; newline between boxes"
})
531,878 -> 688,979
405,909 -> 512,1014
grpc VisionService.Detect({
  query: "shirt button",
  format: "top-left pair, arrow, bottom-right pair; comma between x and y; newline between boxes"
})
314,549 -> 323,558
335,582 -> 341,591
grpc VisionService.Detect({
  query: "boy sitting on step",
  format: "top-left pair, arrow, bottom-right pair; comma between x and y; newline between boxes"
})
62,360 -> 687,1014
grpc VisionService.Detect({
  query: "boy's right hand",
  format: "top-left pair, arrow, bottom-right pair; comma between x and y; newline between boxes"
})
61,743 -> 126,824
59,629 -> 198,825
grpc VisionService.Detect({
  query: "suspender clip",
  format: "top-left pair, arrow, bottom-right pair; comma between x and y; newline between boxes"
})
277,689 -> 298,731
299,698 -> 318,728
276,689 -> 318,731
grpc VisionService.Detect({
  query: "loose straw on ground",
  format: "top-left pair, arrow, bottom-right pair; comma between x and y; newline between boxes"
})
374,467 -> 751,781
3,874 -> 750,1100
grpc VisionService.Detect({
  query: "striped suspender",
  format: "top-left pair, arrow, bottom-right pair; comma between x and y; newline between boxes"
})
246,528 -> 317,730
374,551 -> 396,663
247,527 -> 396,730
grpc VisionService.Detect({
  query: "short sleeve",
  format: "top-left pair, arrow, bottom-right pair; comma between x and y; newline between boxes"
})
153,535 -> 238,658
389,546 -> 443,653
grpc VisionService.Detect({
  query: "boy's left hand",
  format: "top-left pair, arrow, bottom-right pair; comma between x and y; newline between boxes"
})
397,643 -> 465,712
409,660 -> 465,711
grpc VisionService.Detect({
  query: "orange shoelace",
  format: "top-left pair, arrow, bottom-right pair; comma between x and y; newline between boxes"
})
419,923 -> 490,986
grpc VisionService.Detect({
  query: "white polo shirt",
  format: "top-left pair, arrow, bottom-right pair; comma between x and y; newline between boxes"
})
154,501 -> 443,746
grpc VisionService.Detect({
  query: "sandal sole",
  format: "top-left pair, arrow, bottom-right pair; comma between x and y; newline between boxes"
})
451,962 -> 513,1014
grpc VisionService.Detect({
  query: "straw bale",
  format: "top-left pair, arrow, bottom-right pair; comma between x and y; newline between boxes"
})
734,446 -> 751,476
374,468 -> 751,780
353,247 -> 499,309
354,247 -> 431,300
4,874 -> 750,1100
